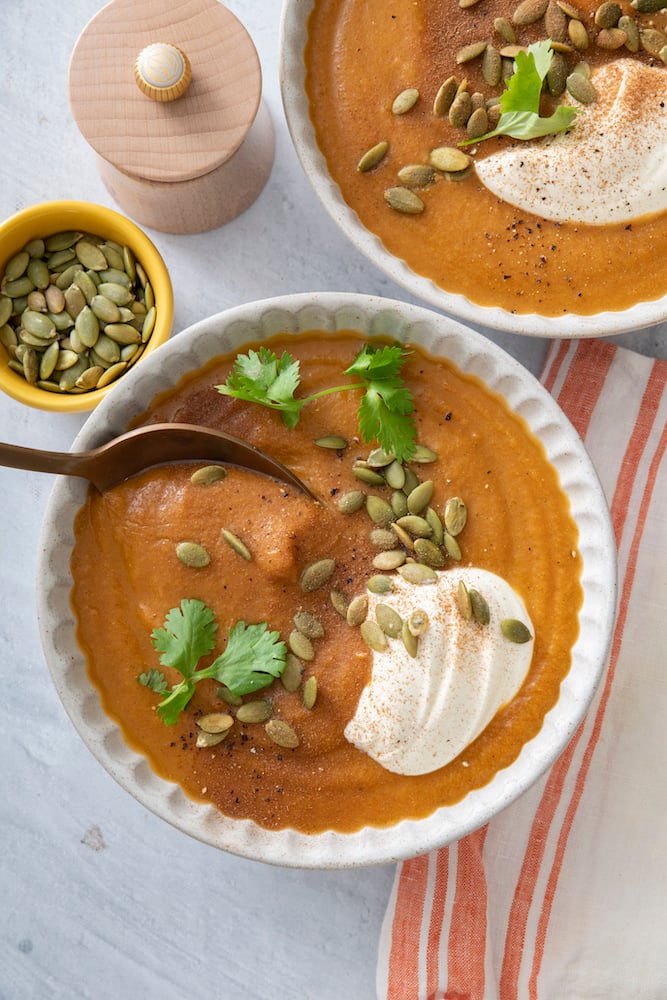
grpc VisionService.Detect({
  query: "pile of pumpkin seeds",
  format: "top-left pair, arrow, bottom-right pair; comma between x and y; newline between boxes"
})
357,0 -> 667,214
181,438 -> 532,752
0,229 -> 156,394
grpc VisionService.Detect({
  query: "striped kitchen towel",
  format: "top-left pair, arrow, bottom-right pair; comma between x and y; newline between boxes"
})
377,338 -> 667,1000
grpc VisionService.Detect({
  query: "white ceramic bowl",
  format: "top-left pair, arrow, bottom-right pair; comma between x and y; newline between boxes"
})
279,0 -> 667,339
36,292 -> 616,868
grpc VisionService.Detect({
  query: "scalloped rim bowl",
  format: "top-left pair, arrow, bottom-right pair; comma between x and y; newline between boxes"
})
279,0 -> 667,339
0,200 -> 174,412
36,292 -> 616,868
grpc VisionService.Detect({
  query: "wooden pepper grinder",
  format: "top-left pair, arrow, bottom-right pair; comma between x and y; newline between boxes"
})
68,0 -> 274,234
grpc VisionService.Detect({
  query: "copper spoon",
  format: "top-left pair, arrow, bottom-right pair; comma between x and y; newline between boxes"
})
0,422 -> 314,496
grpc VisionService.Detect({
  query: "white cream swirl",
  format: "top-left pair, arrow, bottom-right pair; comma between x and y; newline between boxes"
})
474,59 -> 667,225
344,568 -> 534,775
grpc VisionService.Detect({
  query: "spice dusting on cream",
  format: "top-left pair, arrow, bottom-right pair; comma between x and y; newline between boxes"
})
345,569 -> 534,775
475,60 -> 667,226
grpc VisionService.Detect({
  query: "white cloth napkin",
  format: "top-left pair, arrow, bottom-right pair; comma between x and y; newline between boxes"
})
377,339 -> 667,1000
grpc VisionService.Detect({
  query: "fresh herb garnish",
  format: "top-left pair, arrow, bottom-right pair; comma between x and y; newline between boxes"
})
460,40 -> 579,146
215,342 -> 417,463
138,599 -> 286,725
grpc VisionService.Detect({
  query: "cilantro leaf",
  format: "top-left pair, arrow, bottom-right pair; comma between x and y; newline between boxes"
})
151,599 -> 217,678
460,40 -> 579,146
140,601 -> 287,726
200,621 -> 287,696
137,668 -> 169,694
215,342 -> 417,463
216,347 -> 304,428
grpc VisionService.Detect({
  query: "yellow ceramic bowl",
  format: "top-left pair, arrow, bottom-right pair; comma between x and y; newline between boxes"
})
0,200 -> 173,412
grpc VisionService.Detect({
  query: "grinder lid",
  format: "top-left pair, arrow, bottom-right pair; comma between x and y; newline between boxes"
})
68,0 -> 262,184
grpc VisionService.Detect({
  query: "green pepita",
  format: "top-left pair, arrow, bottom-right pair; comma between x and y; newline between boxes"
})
501,618 -> 533,643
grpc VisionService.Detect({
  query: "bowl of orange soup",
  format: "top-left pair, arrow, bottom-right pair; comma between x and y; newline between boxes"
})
36,293 -> 615,867
280,0 -> 667,338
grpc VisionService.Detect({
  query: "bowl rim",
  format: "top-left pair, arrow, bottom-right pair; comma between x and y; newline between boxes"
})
278,0 -> 667,340
0,199 -> 174,412
36,291 -> 617,868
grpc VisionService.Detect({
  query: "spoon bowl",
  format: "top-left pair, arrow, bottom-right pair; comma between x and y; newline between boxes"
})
0,423 -> 314,495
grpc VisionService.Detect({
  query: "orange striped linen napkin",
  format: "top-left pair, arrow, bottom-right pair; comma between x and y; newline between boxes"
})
377,338 -> 667,1000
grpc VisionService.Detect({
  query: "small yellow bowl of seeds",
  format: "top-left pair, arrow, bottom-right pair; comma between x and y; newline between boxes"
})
0,200 -> 173,412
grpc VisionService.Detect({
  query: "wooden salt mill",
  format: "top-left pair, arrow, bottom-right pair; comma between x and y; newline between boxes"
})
68,0 -> 274,234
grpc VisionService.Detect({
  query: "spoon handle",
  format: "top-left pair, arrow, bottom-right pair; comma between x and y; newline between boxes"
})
0,441 -> 90,479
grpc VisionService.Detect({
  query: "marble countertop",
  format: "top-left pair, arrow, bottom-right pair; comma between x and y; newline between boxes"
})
1,3 -> 664,999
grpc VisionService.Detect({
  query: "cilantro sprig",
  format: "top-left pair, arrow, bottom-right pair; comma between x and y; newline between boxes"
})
138,599 -> 286,726
215,342 -> 417,463
460,40 -> 579,146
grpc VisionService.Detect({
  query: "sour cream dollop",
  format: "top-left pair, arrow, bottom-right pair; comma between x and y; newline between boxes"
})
474,59 -> 667,225
344,568 -> 534,775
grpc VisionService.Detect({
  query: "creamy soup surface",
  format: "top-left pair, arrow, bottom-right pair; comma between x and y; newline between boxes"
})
71,332 -> 582,834
305,0 -> 667,317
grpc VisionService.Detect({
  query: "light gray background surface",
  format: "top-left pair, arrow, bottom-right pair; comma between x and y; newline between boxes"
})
1,3 -> 664,999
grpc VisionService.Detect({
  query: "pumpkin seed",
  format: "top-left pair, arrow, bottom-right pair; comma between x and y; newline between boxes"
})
337,489 -> 366,514
398,164 -> 437,189
469,588 -> 491,625
547,51 -> 569,95
236,700 -> 273,724
360,620 -> 389,652
414,538 -> 446,567
221,528 -> 252,561
640,26 -> 667,55
365,446 -> 394,468
596,26 -> 627,47
22,309 -> 56,339
396,514 -> 432,538
482,45 -> 503,86
300,558 -> 335,592
449,92 -> 473,128
407,480 -> 433,513
45,231 -> 80,252
39,341 -> 60,380
412,444 -> 438,463
389,521 -> 414,550
501,618 -> 533,643
289,630 -> 315,661
366,495 -> 395,526
397,562 -> 438,584
392,87 -> 420,114
190,465 -> 227,486
217,685 -> 243,706
425,507 -> 444,545
456,40 -> 487,62
401,621 -> 419,657
630,0 -> 664,11
494,16 -> 517,42
545,1 -> 569,40
402,467 -> 420,494
433,76 -> 458,116
315,434 -> 348,450
408,610 -> 430,636
352,463 -> 386,486
76,240 -> 108,270
358,141 -> 389,173
196,730 -> 228,748
444,497 -> 467,536
330,589 -> 350,617
303,675 -> 318,709
384,459 -> 406,490
466,107 -> 489,139
513,0 -> 549,23
347,593 -> 369,626
373,549 -> 407,570
595,0 -> 621,26
281,653 -> 303,692
96,362 -> 127,388
198,712 -> 234,734
457,580 -> 473,620
444,532 -> 462,560
294,610 -> 324,639
367,574 -> 395,595
566,71 -> 597,103
567,18 -> 589,49
176,541 -> 210,568
618,15 -> 639,50
370,527 -> 401,550
429,147 -> 472,174
265,719 -> 300,748
375,603 -> 403,638
391,490 -> 409,517
384,186 -> 425,214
